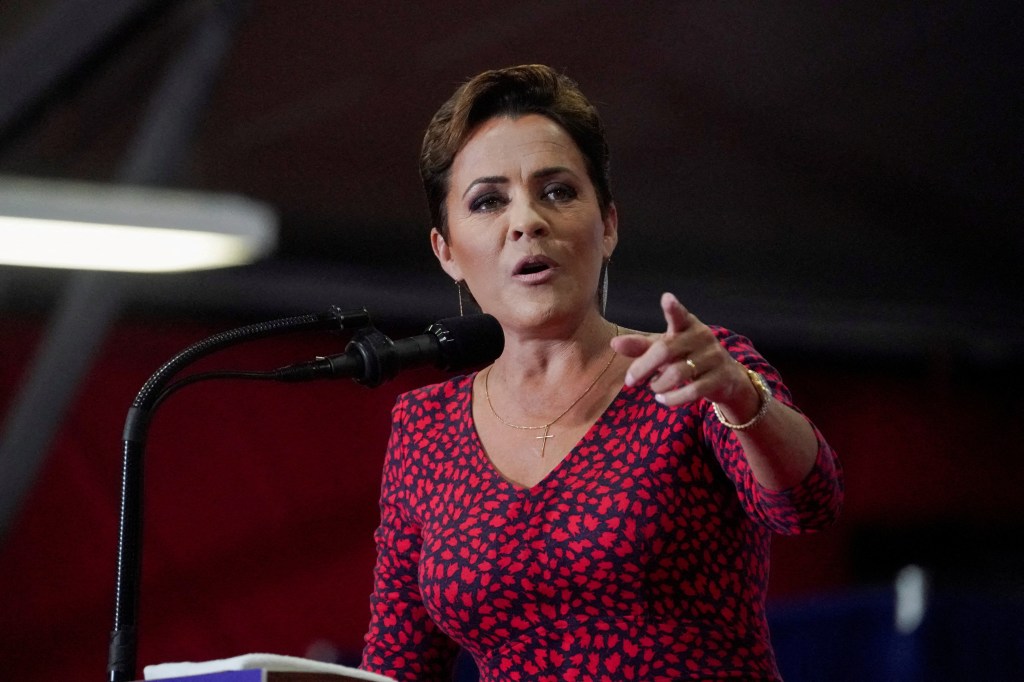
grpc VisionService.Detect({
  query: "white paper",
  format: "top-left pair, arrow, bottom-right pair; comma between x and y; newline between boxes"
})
144,653 -> 396,681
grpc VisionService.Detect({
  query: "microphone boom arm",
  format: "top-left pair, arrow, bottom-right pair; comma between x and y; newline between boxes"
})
107,307 -> 370,682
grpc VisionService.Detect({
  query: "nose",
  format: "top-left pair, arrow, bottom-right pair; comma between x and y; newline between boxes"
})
507,197 -> 549,241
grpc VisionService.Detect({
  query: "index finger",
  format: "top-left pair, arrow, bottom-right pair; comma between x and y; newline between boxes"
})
661,292 -> 691,336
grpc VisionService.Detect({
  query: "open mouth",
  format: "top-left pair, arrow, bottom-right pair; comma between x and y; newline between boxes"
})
514,255 -> 557,276
518,261 -> 549,275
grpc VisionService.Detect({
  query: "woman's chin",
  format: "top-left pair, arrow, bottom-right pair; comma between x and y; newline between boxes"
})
495,298 -> 598,333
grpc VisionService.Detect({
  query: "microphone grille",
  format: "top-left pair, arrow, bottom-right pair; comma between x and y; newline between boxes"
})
427,314 -> 504,371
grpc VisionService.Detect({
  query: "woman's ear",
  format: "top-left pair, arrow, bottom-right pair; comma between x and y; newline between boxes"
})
430,228 -> 463,281
602,203 -> 619,259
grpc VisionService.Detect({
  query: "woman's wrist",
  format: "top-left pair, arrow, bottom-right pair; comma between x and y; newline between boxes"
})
713,369 -> 772,430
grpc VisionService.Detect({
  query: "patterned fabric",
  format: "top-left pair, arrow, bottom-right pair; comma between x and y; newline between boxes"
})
361,328 -> 843,681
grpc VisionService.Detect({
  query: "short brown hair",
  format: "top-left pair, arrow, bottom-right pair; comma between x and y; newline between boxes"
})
420,64 -> 613,237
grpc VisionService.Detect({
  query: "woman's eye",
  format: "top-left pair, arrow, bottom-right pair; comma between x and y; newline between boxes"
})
470,193 -> 505,212
544,184 -> 577,202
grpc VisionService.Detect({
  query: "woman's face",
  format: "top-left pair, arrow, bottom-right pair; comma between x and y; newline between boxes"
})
431,114 -> 617,333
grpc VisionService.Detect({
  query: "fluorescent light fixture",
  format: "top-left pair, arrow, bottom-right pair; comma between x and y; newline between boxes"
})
0,176 -> 277,272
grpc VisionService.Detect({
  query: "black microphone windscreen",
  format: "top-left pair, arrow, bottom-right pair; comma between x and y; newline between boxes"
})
428,314 -> 504,371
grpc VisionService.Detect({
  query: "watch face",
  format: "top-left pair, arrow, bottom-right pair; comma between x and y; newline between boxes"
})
748,370 -> 771,400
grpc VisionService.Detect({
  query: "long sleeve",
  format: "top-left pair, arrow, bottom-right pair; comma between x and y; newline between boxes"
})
361,396 -> 459,681
702,328 -> 844,535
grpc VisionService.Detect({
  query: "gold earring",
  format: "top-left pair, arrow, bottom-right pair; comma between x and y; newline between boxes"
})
599,259 -> 610,314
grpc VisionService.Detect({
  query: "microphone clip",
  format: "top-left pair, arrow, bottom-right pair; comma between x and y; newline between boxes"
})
341,327 -> 394,387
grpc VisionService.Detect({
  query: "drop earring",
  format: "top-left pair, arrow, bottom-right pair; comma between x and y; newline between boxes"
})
456,279 -> 465,316
599,259 -> 610,315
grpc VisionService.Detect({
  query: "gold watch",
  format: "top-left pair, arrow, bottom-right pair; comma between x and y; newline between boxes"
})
712,369 -> 772,430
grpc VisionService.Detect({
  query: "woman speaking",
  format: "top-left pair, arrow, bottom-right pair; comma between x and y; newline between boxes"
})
361,64 -> 843,682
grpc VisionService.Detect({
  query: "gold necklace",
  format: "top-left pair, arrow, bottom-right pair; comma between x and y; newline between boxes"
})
482,326 -> 619,458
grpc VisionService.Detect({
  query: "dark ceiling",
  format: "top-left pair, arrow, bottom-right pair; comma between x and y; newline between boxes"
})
1,0 -> 1021,363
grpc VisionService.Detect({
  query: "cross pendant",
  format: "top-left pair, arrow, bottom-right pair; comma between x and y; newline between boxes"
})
536,426 -> 553,458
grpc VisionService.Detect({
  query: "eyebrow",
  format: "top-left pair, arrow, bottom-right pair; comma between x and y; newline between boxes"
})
462,176 -> 506,199
460,166 -> 577,199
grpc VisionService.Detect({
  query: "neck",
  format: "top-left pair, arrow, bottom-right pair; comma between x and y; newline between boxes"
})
492,313 -> 617,386
482,317 -> 621,430
482,331 -> 619,454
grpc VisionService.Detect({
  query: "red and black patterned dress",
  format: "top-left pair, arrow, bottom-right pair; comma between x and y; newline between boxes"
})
361,328 -> 843,681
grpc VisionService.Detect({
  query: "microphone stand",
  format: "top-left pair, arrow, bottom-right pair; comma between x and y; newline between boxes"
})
106,307 -> 371,682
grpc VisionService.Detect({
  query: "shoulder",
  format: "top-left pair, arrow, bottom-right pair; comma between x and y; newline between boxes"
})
384,373 -> 476,468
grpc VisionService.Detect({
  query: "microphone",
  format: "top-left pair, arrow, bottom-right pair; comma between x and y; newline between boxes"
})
274,313 -> 504,386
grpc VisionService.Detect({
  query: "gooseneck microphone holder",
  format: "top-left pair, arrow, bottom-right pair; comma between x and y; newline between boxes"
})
106,309 -> 504,681
106,306 -> 371,682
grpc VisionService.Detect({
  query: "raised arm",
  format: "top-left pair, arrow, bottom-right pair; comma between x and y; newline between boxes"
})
613,292 -> 821,490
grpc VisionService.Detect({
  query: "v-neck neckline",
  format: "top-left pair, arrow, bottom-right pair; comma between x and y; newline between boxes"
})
464,371 -> 629,493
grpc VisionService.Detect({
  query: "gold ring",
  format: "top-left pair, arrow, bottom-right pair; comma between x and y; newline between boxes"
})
685,358 -> 698,376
